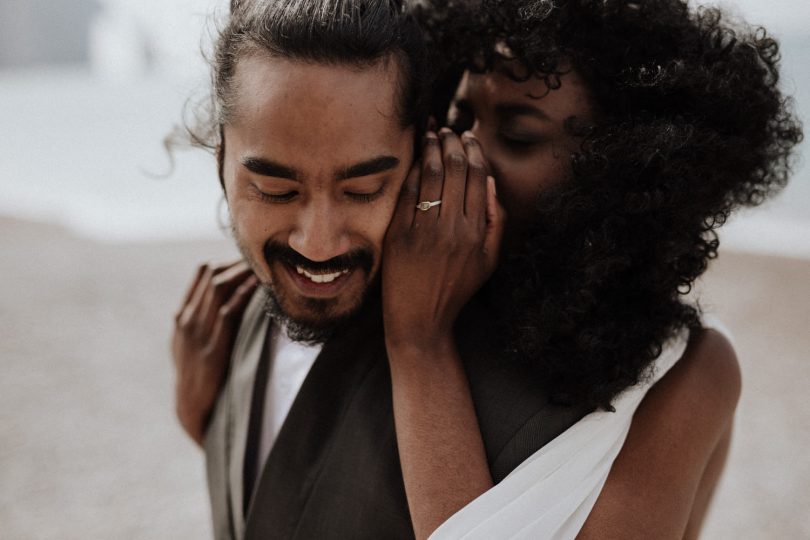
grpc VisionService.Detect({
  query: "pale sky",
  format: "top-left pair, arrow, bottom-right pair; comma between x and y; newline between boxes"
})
712,0 -> 810,36
96,0 -> 808,76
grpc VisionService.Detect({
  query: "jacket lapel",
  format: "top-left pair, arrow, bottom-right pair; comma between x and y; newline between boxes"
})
205,288 -> 270,540
205,367 -> 236,540
456,297 -> 592,482
227,291 -> 271,539
243,302 -> 393,540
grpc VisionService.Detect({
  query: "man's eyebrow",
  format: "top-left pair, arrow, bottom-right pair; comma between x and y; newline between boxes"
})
494,102 -> 552,122
336,156 -> 400,180
241,157 -> 298,180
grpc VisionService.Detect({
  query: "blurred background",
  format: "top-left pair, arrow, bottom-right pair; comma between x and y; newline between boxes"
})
0,0 -> 807,538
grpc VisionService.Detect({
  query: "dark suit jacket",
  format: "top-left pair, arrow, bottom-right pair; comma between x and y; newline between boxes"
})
205,290 -> 590,540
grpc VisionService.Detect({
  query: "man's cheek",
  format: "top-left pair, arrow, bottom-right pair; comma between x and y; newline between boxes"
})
229,216 -> 271,279
232,203 -> 271,240
383,188 -> 404,225
370,201 -> 400,249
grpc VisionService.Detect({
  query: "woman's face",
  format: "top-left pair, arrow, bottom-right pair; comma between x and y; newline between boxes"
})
447,65 -> 595,228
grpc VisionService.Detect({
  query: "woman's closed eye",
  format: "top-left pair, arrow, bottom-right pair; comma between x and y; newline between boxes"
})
498,129 -> 547,152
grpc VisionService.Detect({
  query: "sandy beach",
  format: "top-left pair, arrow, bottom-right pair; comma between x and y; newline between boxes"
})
1,215 -> 808,539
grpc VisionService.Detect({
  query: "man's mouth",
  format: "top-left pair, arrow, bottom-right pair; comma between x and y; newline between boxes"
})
263,241 -> 374,300
294,265 -> 350,284
280,261 -> 358,299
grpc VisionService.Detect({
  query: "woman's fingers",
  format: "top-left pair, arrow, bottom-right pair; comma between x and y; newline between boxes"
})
176,260 -> 250,334
438,128 -> 468,217
180,264 -> 215,328
460,131 -> 488,226
200,261 -> 253,334
174,263 -> 208,323
414,131 -> 444,225
483,176 -> 506,274
210,273 -> 259,355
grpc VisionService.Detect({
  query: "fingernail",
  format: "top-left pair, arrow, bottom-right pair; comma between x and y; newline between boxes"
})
488,176 -> 497,197
438,127 -> 453,136
424,131 -> 438,140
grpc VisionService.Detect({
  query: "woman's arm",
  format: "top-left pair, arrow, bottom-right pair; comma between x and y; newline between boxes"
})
382,128 -> 504,539
577,328 -> 741,539
386,336 -> 494,540
172,260 -> 258,446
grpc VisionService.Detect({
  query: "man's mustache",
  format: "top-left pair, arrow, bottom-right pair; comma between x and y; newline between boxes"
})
263,241 -> 374,275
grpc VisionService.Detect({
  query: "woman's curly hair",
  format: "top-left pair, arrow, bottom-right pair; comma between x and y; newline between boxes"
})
418,0 -> 803,410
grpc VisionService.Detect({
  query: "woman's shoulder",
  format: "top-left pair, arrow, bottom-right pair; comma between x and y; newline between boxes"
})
679,323 -> 742,414
578,323 -> 741,538
643,323 -> 741,450
640,320 -> 741,422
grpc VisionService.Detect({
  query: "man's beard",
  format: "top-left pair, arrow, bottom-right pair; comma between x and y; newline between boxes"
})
260,284 -> 339,344
260,240 -> 376,345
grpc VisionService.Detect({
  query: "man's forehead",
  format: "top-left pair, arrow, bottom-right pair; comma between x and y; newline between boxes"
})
226,53 -> 412,174
231,53 -> 403,126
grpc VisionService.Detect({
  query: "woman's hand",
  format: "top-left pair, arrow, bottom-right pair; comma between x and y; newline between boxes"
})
381,129 -> 504,539
382,128 -> 504,347
172,260 -> 258,447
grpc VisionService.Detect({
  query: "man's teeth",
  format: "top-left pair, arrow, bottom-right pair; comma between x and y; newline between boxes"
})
295,266 -> 350,283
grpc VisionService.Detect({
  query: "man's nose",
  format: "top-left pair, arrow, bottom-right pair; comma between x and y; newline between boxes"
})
288,202 -> 351,262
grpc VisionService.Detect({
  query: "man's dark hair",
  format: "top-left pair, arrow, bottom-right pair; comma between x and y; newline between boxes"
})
420,0 -> 803,410
219,0 -> 428,127
184,0 -> 430,180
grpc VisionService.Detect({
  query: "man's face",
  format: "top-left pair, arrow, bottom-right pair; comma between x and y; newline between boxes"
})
222,53 -> 415,334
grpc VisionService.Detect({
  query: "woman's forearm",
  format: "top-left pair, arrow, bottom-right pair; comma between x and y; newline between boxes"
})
386,334 -> 494,540
379,127 -> 503,539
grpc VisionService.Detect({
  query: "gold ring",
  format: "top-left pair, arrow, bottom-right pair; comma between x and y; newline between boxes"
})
416,200 -> 442,211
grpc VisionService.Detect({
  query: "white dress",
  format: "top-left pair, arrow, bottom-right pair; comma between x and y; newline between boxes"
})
429,317 -> 732,540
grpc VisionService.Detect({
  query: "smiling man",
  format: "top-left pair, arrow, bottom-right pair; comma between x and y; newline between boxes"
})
172,1 -> 435,538
223,52 -> 416,343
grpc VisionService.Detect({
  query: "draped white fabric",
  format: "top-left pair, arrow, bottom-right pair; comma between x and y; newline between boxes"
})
429,327 -> 693,540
